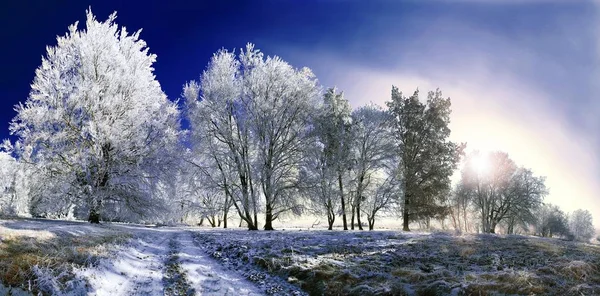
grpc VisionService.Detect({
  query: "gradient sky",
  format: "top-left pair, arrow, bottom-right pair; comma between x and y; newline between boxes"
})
1,1 -> 598,228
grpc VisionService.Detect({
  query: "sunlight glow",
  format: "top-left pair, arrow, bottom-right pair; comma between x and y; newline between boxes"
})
472,152 -> 490,176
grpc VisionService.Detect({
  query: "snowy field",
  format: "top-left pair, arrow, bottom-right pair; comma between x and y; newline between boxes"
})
1,218 -> 599,295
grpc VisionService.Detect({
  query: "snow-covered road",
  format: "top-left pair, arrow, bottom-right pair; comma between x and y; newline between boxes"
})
79,226 -> 262,296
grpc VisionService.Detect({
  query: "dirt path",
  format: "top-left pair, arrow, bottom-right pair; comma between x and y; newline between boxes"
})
82,228 -> 171,295
177,231 -> 262,295
81,226 -> 262,296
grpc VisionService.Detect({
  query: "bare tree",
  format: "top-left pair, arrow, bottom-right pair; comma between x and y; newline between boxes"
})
569,209 -> 595,242
185,69 -> 260,230
460,151 -> 546,233
362,165 -> 400,230
314,88 -> 353,230
185,44 -> 319,230
300,136 -> 339,230
535,203 -> 569,238
349,104 -> 394,230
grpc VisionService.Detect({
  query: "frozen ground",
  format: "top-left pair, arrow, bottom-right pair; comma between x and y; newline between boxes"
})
0,219 -> 264,295
192,228 -> 600,295
1,218 -> 599,295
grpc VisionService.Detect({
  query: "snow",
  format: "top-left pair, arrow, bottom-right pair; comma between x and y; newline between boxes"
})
189,227 -> 600,295
0,219 -> 263,295
77,225 -> 263,296
78,229 -> 167,295
176,231 -> 261,295
2,218 -> 600,295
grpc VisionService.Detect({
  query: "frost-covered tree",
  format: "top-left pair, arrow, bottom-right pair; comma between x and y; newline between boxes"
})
300,136 -> 340,230
386,88 -> 463,231
185,75 -> 250,228
178,149 -> 235,227
459,151 -> 546,233
448,183 -> 478,233
185,44 -> 319,230
0,144 -> 20,215
535,203 -> 569,238
502,168 -> 545,234
315,88 -> 353,230
349,104 -> 394,230
569,209 -> 594,242
10,10 -> 181,223
244,47 -> 319,230
361,160 -> 400,230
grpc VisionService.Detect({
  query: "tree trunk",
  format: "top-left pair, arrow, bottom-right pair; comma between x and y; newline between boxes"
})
489,221 -> 497,234
463,209 -> 468,233
368,215 -> 375,230
244,215 -> 258,230
356,200 -> 363,230
350,205 -> 355,230
88,209 -> 100,224
339,173 -> 348,230
403,193 -> 410,231
223,211 -> 228,228
264,203 -> 275,230
88,196 -> 102,224
327,210 -> 335,230
253,212 -> 258,230
355,174 -> 365,231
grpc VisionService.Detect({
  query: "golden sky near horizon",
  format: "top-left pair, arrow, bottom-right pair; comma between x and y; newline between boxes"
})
318,62 -> 600,230
278,2 -> 600,230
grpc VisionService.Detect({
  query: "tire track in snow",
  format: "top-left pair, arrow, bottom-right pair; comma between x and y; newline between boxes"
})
128,231 -> 172,295
176,231 -> 263,295
82,226 -> 263,295
83,228 -> 172,296
163,233 -> 195,295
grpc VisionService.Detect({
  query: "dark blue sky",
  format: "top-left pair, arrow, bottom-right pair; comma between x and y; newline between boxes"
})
1,1 -> 599,221
1,1 -> 595,141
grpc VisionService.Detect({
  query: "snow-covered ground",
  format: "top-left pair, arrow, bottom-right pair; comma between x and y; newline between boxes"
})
0,219 -> 263,295
191,228 -> 600,295
81,225 -> 263,296
1,218 -> 599,295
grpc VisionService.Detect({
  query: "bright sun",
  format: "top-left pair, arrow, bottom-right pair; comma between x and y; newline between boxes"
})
472,153 -> 490,175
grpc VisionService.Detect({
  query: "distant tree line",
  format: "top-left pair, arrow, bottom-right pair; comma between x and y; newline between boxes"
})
0,9 -> 594,241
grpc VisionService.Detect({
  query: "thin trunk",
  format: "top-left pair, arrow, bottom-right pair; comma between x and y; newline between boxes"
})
350,205 -> 355,230
356,174 -> 365,230
339,173 -> 348,230
403,192 -> 410,231
463,207 -> 468,233
208,216 -> 216,227
327,200 -> 335,230
328,217 -> 334,230
356,201 -> 363,230
252,212 -> 258,230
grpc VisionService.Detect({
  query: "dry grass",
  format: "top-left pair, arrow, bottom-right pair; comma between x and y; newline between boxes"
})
193,230 -> 600,296
0,225 -> 129,295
